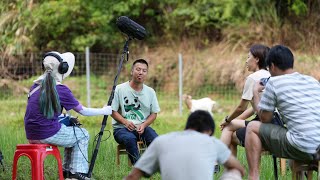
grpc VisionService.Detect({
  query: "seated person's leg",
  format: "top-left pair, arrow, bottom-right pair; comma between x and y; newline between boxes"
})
220,169 -> 242,180
68,127 -> 90,174
140,127 -> 158,146
233,117 -> 260,147
40,125 -> 90,174
229,131 -> 241,156
229,139 -> 238,157
235,127 -> 246,147
220,119 -> 246,148
245,121 -> 263,179
259,123 -> 314,161
114,128 -> 140,164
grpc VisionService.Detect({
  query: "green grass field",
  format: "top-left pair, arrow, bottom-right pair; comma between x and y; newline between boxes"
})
0,77 -> 317,179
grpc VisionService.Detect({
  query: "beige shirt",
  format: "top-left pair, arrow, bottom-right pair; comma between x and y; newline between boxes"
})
242,69 -> 270,103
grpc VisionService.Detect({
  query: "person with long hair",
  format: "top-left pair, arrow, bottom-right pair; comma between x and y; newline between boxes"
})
220,44 -> 270,156
246,45 -> 320,179
24,52 -> 112,180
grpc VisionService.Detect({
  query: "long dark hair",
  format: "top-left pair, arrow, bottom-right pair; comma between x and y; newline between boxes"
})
39,72 -> 61,119
250,44 -> 270,70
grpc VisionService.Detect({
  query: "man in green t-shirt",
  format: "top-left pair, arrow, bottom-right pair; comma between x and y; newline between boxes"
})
111,59 -> 160,164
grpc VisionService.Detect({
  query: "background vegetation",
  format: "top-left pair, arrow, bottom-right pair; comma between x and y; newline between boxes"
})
1,0 -> 319,92
1,0 -> 319,54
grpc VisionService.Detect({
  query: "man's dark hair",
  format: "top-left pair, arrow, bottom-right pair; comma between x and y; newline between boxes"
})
185,110 -> 215,136
132,59 -> 148,68
250,44 -> 270,69
266,45 -> 294,70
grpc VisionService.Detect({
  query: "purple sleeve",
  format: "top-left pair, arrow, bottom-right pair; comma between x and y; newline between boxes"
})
57,85 -> 80,111
73,104 -> 83,112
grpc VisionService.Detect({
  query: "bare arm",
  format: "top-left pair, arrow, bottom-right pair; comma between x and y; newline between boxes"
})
223,155 -> 246,177
236,107 -> 254,120
142,113 -> 157,127
252,82 -> 273,123
221,99 -> 249,129
137,113 -> 157,135
259,110 -> 273,123
124,168 -> 144,180
252,82 -> 264,113
227,99 -> 250,122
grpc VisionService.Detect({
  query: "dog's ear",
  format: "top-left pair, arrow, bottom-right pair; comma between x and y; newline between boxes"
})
182,94 -> 187,100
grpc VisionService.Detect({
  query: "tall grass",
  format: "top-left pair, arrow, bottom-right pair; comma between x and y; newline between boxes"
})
0,114 -> 299,180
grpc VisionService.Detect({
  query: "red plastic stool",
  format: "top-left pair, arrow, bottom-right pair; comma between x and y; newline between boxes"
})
12,144 -> 63,180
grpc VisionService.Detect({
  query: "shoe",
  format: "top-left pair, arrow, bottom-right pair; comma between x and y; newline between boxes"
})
69,172 -> 90,180
214,164 -> 220,173
63,170 -> 70,178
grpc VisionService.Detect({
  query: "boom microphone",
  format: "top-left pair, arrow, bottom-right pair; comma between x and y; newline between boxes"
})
116,16 -> 147,40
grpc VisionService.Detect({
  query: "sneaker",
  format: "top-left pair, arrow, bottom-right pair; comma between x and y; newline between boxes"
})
69,172 -> 90,180
63,170 -> 70,178
214,164 -> 220,173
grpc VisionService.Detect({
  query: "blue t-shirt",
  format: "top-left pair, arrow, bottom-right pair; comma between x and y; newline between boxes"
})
24,84 -> 80,140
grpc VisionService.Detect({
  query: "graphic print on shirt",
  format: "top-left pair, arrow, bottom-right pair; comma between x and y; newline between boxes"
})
123,96 -> 144,121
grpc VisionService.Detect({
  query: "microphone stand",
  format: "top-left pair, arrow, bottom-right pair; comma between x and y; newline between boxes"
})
87,37 -> 131,178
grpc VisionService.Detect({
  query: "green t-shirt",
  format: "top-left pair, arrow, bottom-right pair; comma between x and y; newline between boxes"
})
111,81 -> 160,129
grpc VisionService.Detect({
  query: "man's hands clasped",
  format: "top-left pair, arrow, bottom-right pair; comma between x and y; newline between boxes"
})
136,124 -> 146,135
124,120 -> 146,135
125,120 -> 136,131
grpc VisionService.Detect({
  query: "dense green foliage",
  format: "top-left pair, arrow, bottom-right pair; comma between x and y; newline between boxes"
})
0,0 -> 318,54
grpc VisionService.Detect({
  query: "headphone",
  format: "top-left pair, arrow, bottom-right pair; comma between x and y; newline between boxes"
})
43,52 -> 69,74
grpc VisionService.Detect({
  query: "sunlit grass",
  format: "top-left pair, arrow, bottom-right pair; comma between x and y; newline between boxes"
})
0,76 -> 308,179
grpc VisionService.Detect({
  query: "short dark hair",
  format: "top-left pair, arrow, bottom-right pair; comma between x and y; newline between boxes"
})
185,110 -> 215,136
132,59 -> 148,68
249,44 -> 270,69
266,45 -> 294,70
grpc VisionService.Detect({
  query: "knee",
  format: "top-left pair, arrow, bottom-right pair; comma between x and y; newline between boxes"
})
123,136 -> 137,146
144,127 -> 158,138
223,124 -> 234,132
224,120 -> 243,132
231,133 -> 239,144
124,140 -> 139,150
246,121 -> 261,135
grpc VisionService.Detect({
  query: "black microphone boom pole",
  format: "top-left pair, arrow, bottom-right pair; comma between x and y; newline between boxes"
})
88,16 -> 146,178
87,39 -> 130,178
